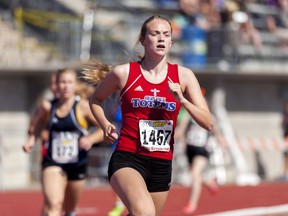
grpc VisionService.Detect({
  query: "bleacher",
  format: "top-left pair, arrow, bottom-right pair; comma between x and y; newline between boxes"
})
0,18 -> 54,68
0,0 -> 287,72
235,1 -> 288,72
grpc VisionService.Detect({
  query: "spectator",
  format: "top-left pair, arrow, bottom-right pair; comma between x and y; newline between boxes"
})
198,0 -> 222,30
171,0 -> 200,38
275,0 -> 288,27
266,0 -> 288,43
172,0 -> 222,38
232,11 -> 263,51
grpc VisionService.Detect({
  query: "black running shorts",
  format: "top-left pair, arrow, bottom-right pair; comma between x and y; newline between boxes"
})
108,150 -> 172,192
42,160 -> 87,180
186,145 -> 209,164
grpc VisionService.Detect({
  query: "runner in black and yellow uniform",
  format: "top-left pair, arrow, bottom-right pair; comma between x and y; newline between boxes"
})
23,68 -> 103,216
42,96 -> 90,179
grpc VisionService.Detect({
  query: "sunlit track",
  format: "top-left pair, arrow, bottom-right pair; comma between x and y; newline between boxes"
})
203,204 -> 288,216
1,182 -> 288,216
76,207 -> 99,214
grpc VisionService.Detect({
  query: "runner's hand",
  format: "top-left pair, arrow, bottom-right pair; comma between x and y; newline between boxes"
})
79,136 -> 94,151
22,136 -> 35,153
104,123 -> 118,144
168,81 -> 185,103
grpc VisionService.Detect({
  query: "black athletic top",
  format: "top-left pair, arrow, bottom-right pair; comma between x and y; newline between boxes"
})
43,97 -> 88,167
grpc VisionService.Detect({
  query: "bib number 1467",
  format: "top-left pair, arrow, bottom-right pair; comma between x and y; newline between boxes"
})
139,120 -> 173,152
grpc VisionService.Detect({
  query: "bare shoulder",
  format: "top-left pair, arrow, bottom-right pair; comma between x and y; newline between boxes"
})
177,65 -> 197,83
177,64 -> 195,75
77,98 -> 92,119
111,62 -> 130,88
111,63 -> 130,76
78,98 -> 90,111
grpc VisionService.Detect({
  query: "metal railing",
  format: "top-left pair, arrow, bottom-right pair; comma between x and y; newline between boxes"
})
0,1 -> 288,73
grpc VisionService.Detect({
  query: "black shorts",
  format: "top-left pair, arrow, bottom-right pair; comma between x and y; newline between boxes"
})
186,145 -> 209,164
108,150 -> 172,192
42,160 -> 87,180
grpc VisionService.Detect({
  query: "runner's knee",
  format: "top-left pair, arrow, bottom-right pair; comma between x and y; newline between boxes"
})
129,202 -> 155,216
45,198 -> 63,212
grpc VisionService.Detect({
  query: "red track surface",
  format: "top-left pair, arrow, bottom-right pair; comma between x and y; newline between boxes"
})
1,182 -> 288,216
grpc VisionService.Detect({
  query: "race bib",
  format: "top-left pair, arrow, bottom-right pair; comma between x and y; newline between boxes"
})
139,120 -> 173,152
51,131 -> 79,163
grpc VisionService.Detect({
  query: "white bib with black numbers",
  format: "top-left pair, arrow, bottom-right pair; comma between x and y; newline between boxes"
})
51,131 -> 79,163
139,120 -> 173,152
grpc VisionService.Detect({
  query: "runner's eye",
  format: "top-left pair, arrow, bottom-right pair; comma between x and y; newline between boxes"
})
150,32 -> 158,36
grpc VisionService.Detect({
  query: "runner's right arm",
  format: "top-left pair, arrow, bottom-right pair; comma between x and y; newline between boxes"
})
23,99 -> 51,153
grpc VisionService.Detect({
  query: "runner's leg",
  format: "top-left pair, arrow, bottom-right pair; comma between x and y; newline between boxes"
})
41,166 -> 67,216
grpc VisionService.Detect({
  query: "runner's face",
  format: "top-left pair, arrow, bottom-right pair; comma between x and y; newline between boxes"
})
58,71 -> 77,99
141,19 -> 172,57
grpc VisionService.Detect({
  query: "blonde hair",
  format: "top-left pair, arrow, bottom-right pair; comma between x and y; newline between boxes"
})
81,61 -> 112,85
76,80 -> 95,99
56,68 -> 77,83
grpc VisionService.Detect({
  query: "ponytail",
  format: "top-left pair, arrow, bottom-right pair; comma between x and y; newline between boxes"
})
81,61 -> 112,85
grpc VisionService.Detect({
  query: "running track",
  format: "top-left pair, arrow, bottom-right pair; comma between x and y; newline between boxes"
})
1,182 -> 288,216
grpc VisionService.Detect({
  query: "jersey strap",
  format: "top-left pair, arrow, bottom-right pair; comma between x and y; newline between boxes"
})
71,99 -> 88,135
167,63 -> 180,84
75,102 -> 88,129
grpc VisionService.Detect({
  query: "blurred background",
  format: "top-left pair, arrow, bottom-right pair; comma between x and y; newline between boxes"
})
0,0 -> 288,190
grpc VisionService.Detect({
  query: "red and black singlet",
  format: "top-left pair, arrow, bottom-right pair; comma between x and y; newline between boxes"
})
116,62 -> 181,160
